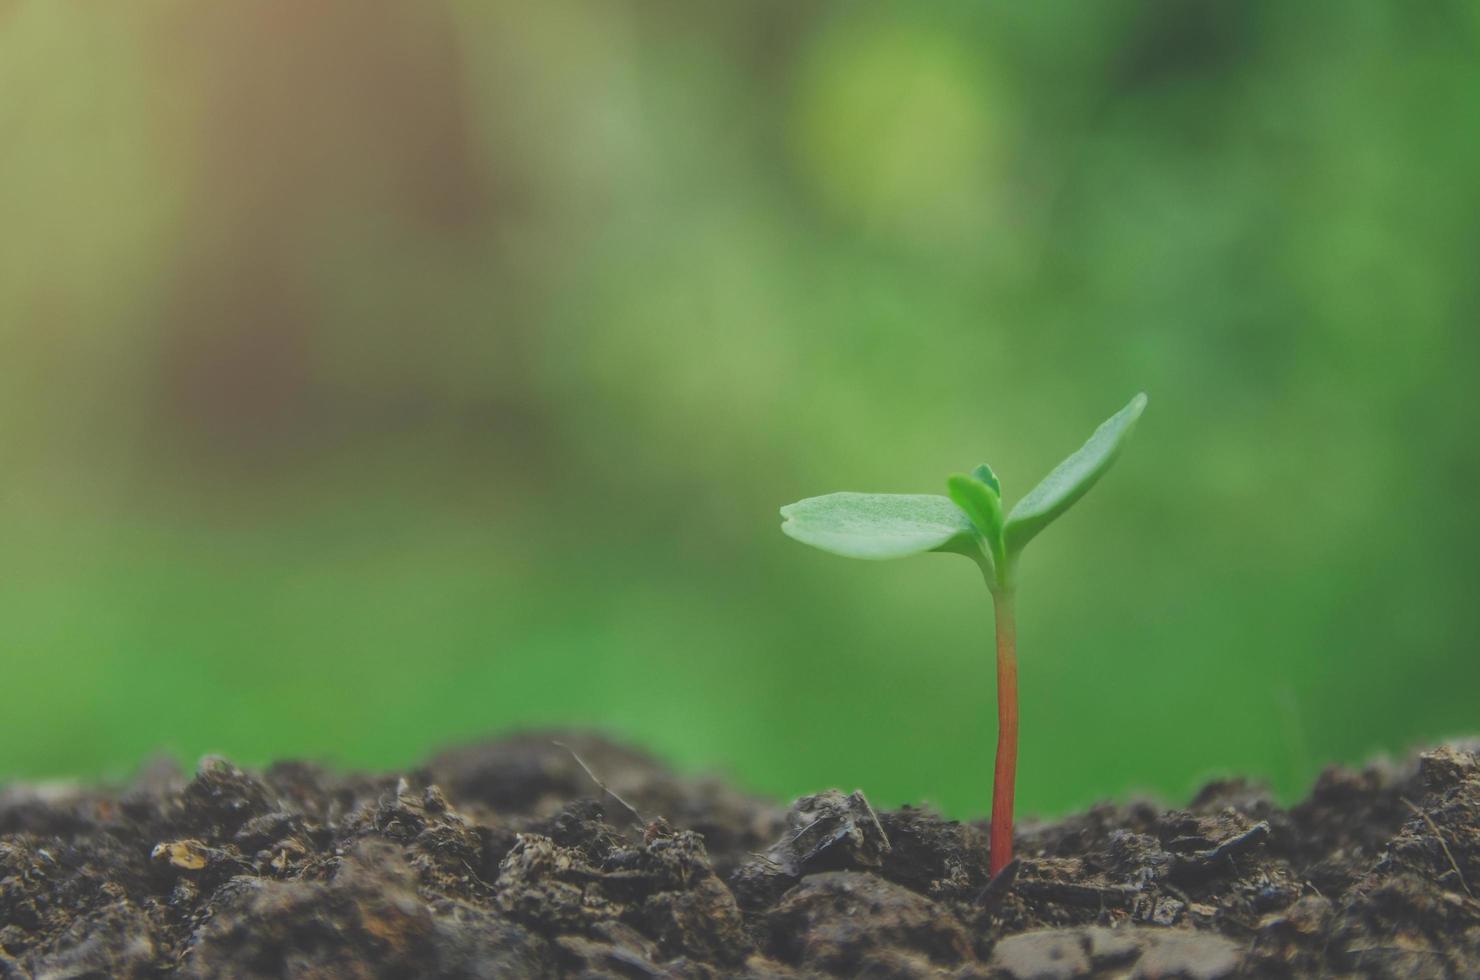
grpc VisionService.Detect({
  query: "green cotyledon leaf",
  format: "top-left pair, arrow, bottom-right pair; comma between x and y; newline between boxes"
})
1003,393 -> 1148,556
780,492 -> 976,560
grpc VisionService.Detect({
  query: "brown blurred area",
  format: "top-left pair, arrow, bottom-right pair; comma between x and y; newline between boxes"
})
154,2 -> 491,460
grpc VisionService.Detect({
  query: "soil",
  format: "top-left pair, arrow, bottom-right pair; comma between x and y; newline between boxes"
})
2,734 -> 1477,979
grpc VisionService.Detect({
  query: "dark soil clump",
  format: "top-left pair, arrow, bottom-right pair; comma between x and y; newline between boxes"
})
2,734 -> 1477,978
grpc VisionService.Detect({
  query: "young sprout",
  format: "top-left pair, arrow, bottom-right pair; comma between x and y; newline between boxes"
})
779,393 -> 1147,875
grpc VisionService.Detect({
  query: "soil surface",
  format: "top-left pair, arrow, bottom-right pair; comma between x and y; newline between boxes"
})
2,734 -> 1477,979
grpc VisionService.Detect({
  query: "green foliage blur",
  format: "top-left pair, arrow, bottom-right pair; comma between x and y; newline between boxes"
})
2,1 -> 1477,817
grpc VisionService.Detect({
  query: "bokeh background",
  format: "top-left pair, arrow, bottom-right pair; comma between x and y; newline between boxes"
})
3,1 -> 1477,818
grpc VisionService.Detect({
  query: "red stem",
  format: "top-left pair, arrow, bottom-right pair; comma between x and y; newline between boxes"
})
990,590 -> 1018,876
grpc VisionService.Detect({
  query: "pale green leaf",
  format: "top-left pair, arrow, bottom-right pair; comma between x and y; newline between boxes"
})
1004,393 -> 1147,555
780,492 -> 976,560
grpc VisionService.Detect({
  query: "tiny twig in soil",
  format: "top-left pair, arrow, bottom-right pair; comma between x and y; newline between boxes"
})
1014,877 -> 1143,909
784,815 -> 826,846
1401,796 -> 1473,898
1170,821 -> 1270,882
460,858 -> 494,890
1161,881 -> 1193,906
975,856 -> 1020,909
553,741 -> 647,828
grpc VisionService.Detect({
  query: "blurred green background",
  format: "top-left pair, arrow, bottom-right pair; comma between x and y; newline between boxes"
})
2,1 -> 1477,818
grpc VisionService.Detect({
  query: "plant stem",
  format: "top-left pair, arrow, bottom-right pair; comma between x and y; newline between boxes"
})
990,589 -> 1018,876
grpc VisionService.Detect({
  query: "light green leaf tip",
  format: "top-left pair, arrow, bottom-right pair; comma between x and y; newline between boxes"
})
779,492 -> 976,560
970,463 -> 1001,497
1003,393 -> 1147,555
946,472 -> 1004,561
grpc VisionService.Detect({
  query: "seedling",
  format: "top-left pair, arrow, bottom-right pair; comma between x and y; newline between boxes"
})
779,393 -> 1147,875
